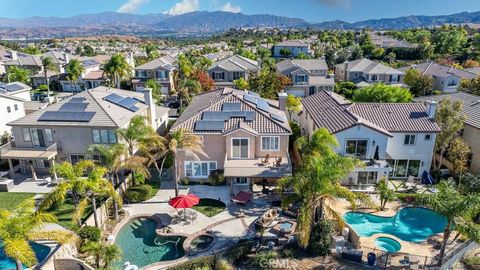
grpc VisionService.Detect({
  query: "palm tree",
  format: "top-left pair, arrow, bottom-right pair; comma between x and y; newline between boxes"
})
177,78 -> 202,108
376,177 -> 395,211
416,181 -> 480,265
41,56 -> 59,101
0,199 -> 76,270
81,241 -> 122,269
66,59 -> 85,94
103,53 -> 132,89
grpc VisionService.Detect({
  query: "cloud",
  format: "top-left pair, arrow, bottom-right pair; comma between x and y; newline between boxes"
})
117,0 -> 150,13
165,0 -> 200,15
220,2 -> 241,13
316,0 -> 350,8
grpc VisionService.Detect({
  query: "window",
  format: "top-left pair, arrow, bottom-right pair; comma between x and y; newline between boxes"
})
354,73 -> 359,78
407,160 -> 421,177
156,70 -> 166,78
388,159 -> 421,178
136,70 -> 147,78
425,134 -> 431,141
44,129 -> 53,143
7,106 -> 11,113
404,134 -> 416,145
70,154 -> 85,165
14,104 -> 18,111
234,177 -> 248,185
261,136 -> 279,151
448,80 -> 457,86
357,171 -> 378,185
232,72 -> 242,80
92,129 -> 116,144
232,138 -> 249,159
22,128 -> 31,142
345,139 -> 368,159
295,75 -> 307,83
184,161 -> 217,178
35,160 -> 50,169
212,72 -> 224,80
371,74 -> 378,81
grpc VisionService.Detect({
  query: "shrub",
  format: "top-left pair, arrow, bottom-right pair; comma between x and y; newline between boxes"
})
78,226 -> 101,244
179,178 -> 190,185
464,254 -> 480,270
225,240 -> 254,263
215,259 -> 234,270
250,251 -> 278,269
208,170 -> 225,186
37,84 -> 48,92
134,173 -> 146,185
396,193 -> 420,203
168,255 -> 216,270
308,220 -> 334,256
432,90 -> 443,95
125,184 -> 153,203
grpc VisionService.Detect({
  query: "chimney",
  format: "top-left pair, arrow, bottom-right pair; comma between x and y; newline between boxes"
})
343,61 -> 349,81
63,53 -> 69,63
143,88 -> 157,128
10,51 -> 17,61
425,100 -> 438,119
278,91 -> 288,112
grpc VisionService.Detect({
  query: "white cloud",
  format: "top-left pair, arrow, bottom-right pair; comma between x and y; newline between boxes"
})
165,0 -> 200,15
316,0 -> 350,8
117,0 -> 150,13
220,2 -> 241,13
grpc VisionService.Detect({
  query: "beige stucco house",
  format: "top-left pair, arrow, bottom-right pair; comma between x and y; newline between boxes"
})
132,55 -> 177,95
208,55 -> 260,87
171,87 -> 292,195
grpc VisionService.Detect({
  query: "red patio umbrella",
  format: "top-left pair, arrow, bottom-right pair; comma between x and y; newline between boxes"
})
169,194 -> 200,219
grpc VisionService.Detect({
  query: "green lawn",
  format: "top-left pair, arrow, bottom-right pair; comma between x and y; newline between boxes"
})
193,198 -> 226,217
0,192 -> 36,211
146,180 -> 160,200
47,198 -> 92,229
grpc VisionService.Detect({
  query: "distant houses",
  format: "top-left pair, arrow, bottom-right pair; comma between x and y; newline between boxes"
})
272,40 -> 310,58
208,55 -> 260,87
132,54 -> 177,95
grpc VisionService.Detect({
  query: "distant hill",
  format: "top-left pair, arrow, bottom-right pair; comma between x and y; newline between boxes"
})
1,10 -> 480,37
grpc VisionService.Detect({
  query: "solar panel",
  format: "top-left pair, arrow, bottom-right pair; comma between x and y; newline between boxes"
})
194,121 -> 224,131
222,103 -> 241,111
103,94 -> 140,112
245,111 -> 255,121
229,111 -> 255,121
69,97 -> 86,103
256,99 -> 270,113
202,111 -> 230,121
271,113 -> 286,123
59,103 -> 88,112
244,95 -> 257,105
38,111 -> 96,122
103,93 -> 124,103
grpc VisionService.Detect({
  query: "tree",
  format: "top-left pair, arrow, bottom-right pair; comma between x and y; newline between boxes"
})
376,177 -> 395,210
82,45 -> 96,57
352,84 -> 413,103
103,53 -> 132,89
459,77 -> 480,95
434,98 -> 466,170
190,70 -> 214,92
81,242 -> 122,269
433,26 -> 467,55
308,220 -> 334,256
0,199 -> 76,270
178,54 -> 193,78
416,181 -> 480,265
41,56 -> 59,100
66,59 -> 85,93
384,51 -> 396,64
280,128 -> 373,248
144,43 -> 158,60
404,68 -> 434,96
372,47 -> 385,59
279,47 -> 292,58
448,138 -> 470,176
4,66 -> 30,84
358,33 -> 375,56
145,79 -> 161,102
22,45 -> 41,55
286,94 -> 302,119
233,77 -> 249,90
334,81 -> 358,99
177,78 -> 202,108
247,69 -> 292,99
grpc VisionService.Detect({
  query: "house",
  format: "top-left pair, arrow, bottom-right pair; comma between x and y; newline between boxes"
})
0,94 -> 25,136
300,91 -> 440,185
171,87 -> 292,195
272,40 -> 310,58
208,55 -> 260,87
3,51 -> 43,74
276,58 -> 334,97
0,82 -> 32,101
399,61 -> 477,93
415,92 -> 480,174
132,55 -> 177,95
368,32 -> 417,49
1,86 -> 168,180
334,58 -> 405,88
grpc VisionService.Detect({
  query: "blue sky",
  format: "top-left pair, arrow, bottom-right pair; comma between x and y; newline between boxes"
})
1,0 -> 480,23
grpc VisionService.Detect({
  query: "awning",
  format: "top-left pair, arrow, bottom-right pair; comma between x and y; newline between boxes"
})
0,149 -> 57,160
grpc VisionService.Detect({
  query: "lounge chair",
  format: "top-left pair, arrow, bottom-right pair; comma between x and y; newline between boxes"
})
275,157 -> 282,167
404,176 -> 416,189
261,154 -> 270,165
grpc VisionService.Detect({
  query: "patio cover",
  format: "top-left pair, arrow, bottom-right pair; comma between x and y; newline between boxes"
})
232,191 -> 253,204
223,158 -> 292,178
0,149 -> 57,159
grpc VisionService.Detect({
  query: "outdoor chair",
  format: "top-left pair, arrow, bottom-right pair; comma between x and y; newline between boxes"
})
405,176 -> 416,188
261,154 -> 270,165
275,157 -> 282,167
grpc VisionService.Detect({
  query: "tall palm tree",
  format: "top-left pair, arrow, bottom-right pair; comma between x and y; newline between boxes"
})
103,53 -> 132,89
66,59 -> 85,94
177,78 -> 202,108
41,56 -> 59,101
416,181 -> 480,265
81,242 -> 122,269
0,199 -> 76,270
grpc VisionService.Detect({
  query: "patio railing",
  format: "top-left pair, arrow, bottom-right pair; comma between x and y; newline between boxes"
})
0,140 -> 58,158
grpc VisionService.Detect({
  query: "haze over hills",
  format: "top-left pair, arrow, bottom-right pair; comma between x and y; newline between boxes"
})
0,10 -> 480,38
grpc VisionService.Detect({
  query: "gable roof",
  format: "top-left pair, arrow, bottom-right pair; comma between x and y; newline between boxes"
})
276,58 -> 328,74
338,58 -> 404,75
275,40 -> 309,47
9,86 -> 148,128
209,55 -> 260,72
0,82 -> 31,94
302,91 -> 440,135
171,87 -> 291,135
415,92 -> 480,129
135,55 -> 177,70
399,61 -> 477,79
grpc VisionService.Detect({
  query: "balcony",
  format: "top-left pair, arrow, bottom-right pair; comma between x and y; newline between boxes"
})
223,155 -> 292,178
0,141 -> 58,160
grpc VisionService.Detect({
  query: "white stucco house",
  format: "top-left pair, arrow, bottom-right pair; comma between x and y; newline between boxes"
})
300,91 -> 440,185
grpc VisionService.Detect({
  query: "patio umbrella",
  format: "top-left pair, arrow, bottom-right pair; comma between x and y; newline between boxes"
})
169,194 -> 200,218
373,145 -> 379,160
421,171 -> 435,185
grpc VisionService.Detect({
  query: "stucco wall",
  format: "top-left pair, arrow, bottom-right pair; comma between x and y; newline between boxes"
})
463,124 -> 480,174
334,125 -> 390,160
1,97 -> 25,135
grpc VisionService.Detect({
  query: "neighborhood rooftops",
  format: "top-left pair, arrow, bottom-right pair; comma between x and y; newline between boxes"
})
276,58 -> 329,74
302,91 -> 440,135
339,58 -> 404,75
398,61 -> 477,79
274,40 -> 309,47
171,87 -> 291,135
209,55 -> 260,72
0,82 -> 31,94
135,55 -> 177,70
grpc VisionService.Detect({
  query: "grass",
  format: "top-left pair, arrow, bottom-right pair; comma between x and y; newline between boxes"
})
0,192 -> 36,211
47,198 -> 92,229
193,198 -> 226,217
145,180 -> 160,200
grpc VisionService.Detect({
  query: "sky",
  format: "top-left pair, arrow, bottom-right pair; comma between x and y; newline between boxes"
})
1,0 -> 480,23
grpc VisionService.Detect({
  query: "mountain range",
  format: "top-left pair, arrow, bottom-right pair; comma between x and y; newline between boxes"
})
0,10 -> 480,37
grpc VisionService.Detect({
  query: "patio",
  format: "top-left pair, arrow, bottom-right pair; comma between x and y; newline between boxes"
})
1,174 -> 58,193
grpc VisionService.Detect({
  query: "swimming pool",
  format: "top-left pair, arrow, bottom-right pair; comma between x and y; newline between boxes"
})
0,241 -> 51,270
114,218 -> 185,268
343,207 -> 447,243
375,237 -> 401,252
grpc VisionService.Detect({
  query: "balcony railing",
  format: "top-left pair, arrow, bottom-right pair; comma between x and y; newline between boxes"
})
0,140 -> 58,160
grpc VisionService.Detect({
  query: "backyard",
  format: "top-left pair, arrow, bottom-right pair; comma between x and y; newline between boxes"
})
0,192 -> 35,211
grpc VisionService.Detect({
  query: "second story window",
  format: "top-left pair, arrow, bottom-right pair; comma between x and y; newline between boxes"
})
136,70 -> 147,78
156,70 -> 167,78
92,129 -> 117,144
425,134 -> 431,141
404,134 -> 416,145
295,74 -> 307,83
261,136 -> 279,151
345,139 -> 368,159
7,106 -> 11,113
232,138 -> 249,159
14,104 -> 18,111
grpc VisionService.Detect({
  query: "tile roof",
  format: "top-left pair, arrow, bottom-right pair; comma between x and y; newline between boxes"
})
337,58 -> 404,75
302,91 -> 440,135
135,55 -> 177,70
415,92 -> 480,129
171,87 -> 291,135
398,61 -> 477,79
275,40 -> 309,47
209,55 -> 260,72
276,58 -> 328,74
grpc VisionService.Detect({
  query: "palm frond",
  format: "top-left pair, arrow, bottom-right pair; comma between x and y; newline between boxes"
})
3,238 -> 37,267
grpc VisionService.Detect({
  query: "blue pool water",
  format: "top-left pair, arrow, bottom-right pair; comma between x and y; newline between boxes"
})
375,237 -> 401,252
343,207 -> 447,243
279,222 -> 293,230
0,242 -> 51,270
114,218 -> 185,268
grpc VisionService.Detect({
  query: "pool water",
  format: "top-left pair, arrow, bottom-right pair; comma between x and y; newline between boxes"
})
343,207 -> 447,242
114,218 -> 185,268
375,237 -> 401,252
190,235 -> 214,251
0,242 -> 51,270
279,222 -> 293,230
